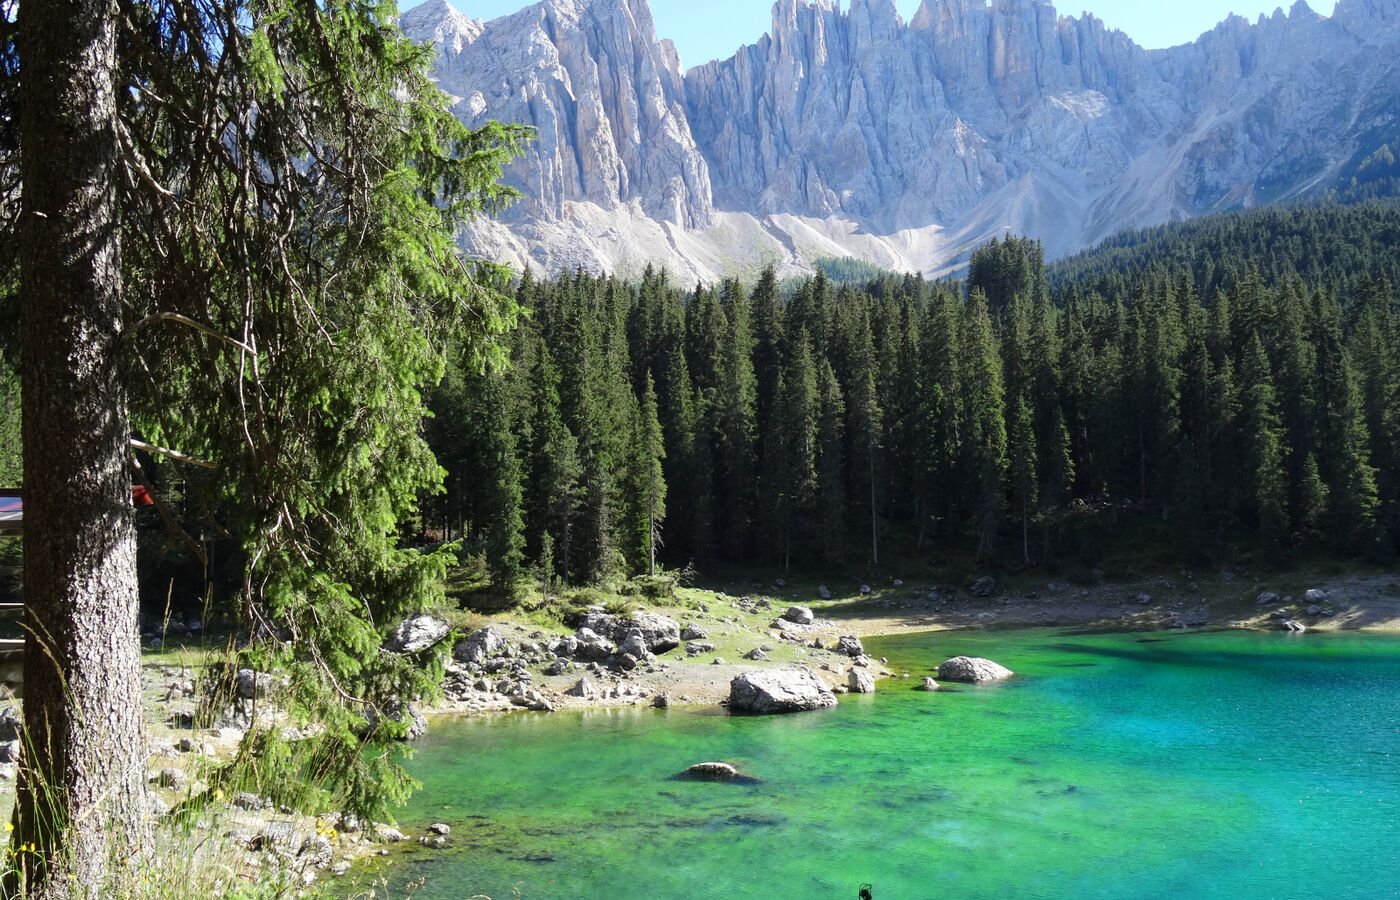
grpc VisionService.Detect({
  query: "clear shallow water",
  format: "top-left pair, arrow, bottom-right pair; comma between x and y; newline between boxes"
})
378,630 -> 1400,899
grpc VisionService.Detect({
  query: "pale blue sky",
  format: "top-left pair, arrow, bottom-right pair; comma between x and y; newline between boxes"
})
408,0 -> 1340,69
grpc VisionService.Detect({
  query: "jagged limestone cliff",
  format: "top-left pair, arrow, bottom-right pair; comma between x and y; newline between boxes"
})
403,0 -> 1400,281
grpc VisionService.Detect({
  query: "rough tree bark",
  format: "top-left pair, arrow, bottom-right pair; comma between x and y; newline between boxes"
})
14,0 -> 153,895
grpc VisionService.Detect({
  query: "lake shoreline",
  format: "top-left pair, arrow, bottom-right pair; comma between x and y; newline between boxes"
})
421,569 -> 1400,718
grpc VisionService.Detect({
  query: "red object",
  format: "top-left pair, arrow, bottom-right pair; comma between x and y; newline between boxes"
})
131,485 -> 155,507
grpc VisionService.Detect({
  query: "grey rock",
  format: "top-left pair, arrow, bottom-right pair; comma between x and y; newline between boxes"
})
680,625 -> 708,640
367,699 -> 428,741
835,635 -> 865,658
728,667 -> 838,714
783,605 -> 815,625
653,693 -> 670,709
624,612 -> 682,653
428,822 -> 451,836
543,658 -> 571,676
1305,588 -> 1329,604
452,627 -> 506,666
235,668 -> 274,700
1307,605 -> 1323,616
1136,593 -> 1154,605
1281,618 -> 1307,633
617,631 -> 651,660
920,677 -> 940,692
817,585 -> 832,601
969,576 -> 996,598
565,677 -> 597,699
936,656 -> 1014,683
859,584 -> 873,595
743,647 -> 769,661
0,707 -> 20,743
847,668 -> 876,694
383,614 -> 450,654
686,640 -> 716,656
674,761 -> 741,781
0,740 -> 19,764
377,827 -> 408,843
1257,591 -> 1282,606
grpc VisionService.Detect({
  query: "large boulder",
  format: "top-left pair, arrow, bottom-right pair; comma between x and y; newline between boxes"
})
783,605 -> 815,625
383,614 -> 450,654
936,656 -> 1014,683
728,668 -> 838,714
452,627 -> 506,666
626,612 -> 681,654
1305,588 -> 1328,604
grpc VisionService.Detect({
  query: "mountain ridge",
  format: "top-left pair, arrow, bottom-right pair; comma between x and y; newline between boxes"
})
402,0 -> 1400,281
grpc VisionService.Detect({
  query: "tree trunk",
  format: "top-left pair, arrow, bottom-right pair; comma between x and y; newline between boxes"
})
15,0 -> 153,895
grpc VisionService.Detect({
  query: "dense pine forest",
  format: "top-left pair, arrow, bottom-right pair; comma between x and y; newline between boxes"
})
3,202 -> 1398,597
425,201 -> 1400,594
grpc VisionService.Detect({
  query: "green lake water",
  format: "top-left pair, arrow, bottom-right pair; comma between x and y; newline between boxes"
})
374,629 -> 1400,899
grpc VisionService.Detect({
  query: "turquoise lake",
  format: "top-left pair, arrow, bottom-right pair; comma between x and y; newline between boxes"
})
371,629 -> 1400,899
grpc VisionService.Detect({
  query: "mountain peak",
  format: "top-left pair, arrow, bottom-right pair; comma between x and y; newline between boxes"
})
400,0 -> 483,52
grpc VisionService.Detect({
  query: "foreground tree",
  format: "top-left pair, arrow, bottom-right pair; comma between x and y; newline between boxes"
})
5,0 -> 528,894
15,1 -> 152,894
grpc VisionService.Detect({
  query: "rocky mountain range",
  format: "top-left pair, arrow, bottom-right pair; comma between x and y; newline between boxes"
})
402,0 -> 1400,281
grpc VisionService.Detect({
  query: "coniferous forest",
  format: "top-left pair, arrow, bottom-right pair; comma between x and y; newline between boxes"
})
420,201 -> 1400,593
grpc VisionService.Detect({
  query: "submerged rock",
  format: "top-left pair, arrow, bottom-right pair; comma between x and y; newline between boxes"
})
920,677 -> 940,692
937,656 -> 1014,683
1281,619 -> 1307,633
672,762 -> 761,784
729,668 -> 838,714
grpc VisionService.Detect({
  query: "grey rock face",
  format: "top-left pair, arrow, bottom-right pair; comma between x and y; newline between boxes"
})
937,656 -> 1014,683
405,0 -> 1400,281
404,0 -> 712,233
383,614 -> 451,654
728,667 -> 838,714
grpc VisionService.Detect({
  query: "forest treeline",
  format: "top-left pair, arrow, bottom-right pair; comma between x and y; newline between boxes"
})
426,202 -> 1400,593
